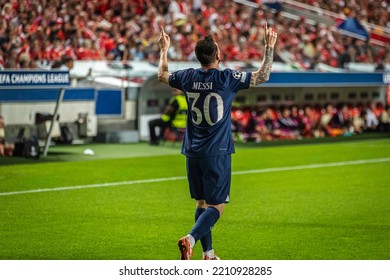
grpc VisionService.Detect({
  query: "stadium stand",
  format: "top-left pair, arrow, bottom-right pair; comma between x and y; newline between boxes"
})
298,0 -> 389,27
231,102 -> 388,142
0,0 -> 389,70
1,1 -> 389,146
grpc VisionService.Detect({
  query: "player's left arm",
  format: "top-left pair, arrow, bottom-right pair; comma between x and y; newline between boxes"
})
157,26 -> 172,85
250,23 -> 278,87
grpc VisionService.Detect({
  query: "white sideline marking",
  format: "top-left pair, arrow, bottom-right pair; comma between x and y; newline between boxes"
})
1,157 -> 389,197
233,157 -> 390,175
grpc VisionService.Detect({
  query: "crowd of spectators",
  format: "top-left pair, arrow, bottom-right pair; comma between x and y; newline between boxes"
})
0,0 -> 389,70
231,102 -> 390,142
299,0 -> 390,28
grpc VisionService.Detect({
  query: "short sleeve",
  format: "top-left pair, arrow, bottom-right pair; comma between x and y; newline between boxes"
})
169,69 -> 190,91
224,69 -> 252,92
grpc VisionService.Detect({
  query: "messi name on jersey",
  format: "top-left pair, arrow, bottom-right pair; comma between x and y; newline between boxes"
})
192,82 -> 213,90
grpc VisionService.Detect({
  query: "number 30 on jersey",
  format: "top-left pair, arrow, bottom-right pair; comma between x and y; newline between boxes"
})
187,92 -> 224,126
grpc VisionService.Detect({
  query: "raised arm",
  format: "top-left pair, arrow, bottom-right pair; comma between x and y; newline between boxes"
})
157,26 -> 171,85
250,23 -> 278,87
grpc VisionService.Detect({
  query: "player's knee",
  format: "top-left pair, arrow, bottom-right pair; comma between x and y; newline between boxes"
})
196,200 -> 206,208
208,203 -> 225,216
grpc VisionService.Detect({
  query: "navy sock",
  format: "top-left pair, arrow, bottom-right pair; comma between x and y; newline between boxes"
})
195,208 -> 213,252
190,207 -> 220,244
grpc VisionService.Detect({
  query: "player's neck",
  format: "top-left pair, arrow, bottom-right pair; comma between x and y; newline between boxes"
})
201,61 -> 219,71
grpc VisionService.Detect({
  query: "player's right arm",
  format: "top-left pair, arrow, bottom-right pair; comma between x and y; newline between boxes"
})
250,23 -> 278,87
157,26 -> 171,85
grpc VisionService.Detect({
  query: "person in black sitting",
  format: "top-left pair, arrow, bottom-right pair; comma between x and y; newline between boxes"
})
148,89 -> 187,145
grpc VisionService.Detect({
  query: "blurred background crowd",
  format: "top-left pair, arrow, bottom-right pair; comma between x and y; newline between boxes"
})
0,0 -> 389,70
231,102 -> 390,142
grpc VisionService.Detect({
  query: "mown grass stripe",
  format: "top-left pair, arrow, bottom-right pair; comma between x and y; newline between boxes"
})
1,157 -> 389,197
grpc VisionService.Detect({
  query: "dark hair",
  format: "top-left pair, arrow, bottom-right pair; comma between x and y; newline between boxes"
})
195,35 -> 218,66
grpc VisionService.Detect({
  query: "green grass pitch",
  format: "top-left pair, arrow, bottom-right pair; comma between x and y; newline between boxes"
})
0,138 -> 389,260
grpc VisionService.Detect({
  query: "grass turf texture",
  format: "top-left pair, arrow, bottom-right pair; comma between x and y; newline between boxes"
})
0,138 -> 389,260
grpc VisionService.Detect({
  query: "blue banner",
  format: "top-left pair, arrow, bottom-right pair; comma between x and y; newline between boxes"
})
263,72 -> 387,87
0,70 -> 70,88
95,89 -> 123,116
0,88 -> 95,102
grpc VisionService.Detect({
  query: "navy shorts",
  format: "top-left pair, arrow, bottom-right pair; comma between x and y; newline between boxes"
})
186,155 -> 231,205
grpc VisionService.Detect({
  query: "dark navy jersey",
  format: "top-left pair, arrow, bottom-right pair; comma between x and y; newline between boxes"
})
169,68 -> 252,157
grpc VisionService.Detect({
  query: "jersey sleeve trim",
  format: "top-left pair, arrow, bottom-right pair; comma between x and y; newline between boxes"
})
241,72 -> 247,83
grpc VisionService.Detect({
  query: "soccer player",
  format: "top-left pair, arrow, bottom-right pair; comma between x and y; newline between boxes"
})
157,24 -> 277,260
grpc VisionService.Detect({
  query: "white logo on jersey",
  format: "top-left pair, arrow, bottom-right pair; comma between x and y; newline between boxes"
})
232,71 -> 242,80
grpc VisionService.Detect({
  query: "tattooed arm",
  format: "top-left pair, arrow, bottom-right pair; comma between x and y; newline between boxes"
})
250,23 -> 278,87
250,46 -> 275,87
157,26 -> 172,85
